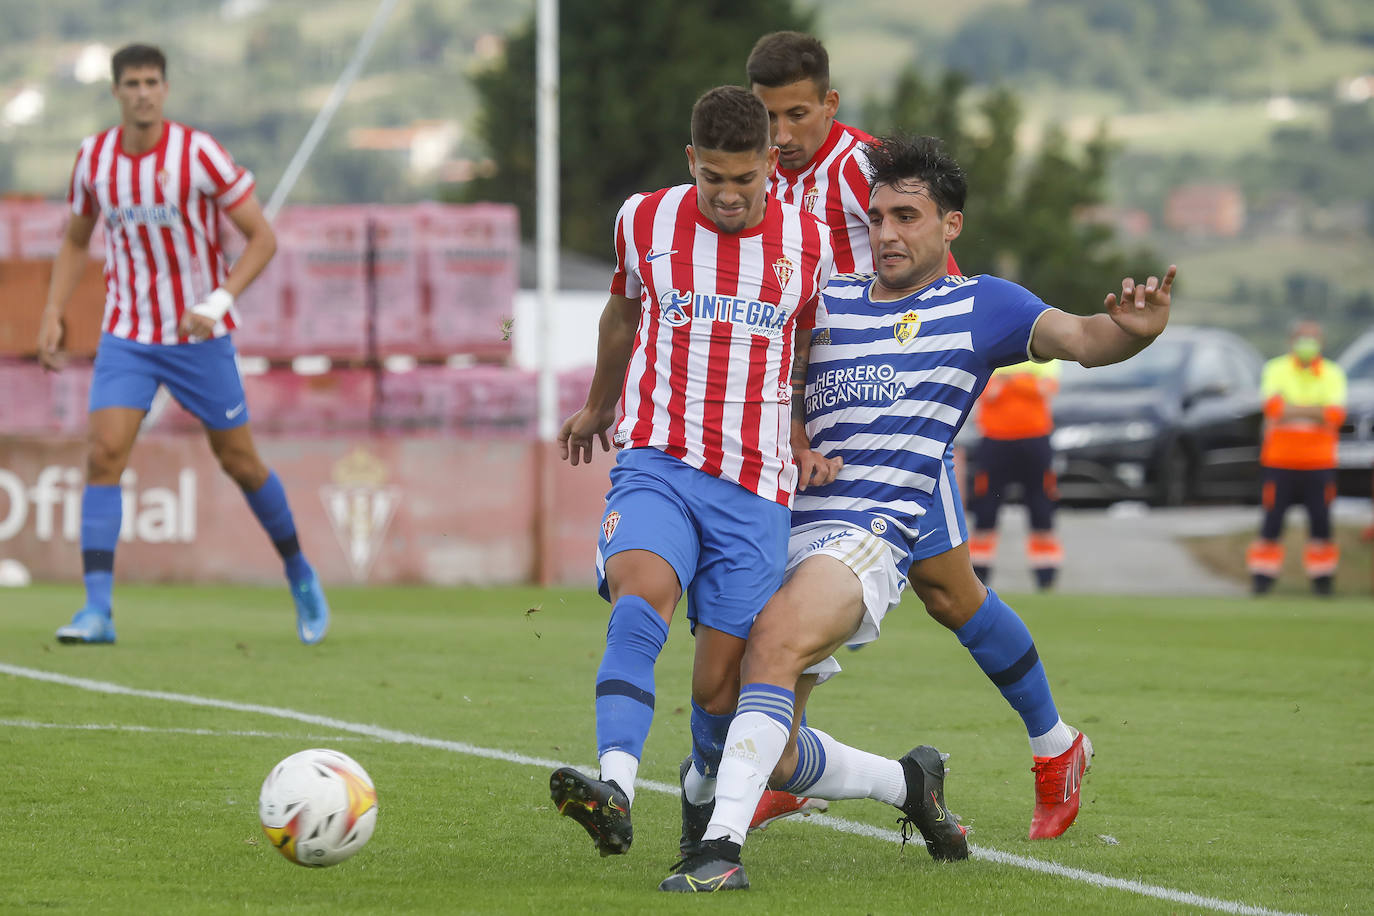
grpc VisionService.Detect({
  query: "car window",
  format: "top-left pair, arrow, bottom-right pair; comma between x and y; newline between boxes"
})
1220,345 -> 1259,390
1059,338 -> 1187,391
1185,344 -> 1232,394
1339,330 -> 1374,379
1344,349 -> 1374,382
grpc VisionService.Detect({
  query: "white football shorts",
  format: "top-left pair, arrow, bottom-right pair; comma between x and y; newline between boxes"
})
785,519 -> 908,684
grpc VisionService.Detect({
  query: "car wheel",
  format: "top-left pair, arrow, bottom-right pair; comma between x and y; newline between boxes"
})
1153,444 -> 1191,507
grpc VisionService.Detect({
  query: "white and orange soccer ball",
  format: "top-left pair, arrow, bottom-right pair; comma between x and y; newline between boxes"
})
259,748 -> 378,867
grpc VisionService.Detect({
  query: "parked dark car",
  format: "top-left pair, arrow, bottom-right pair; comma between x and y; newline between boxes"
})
1049,326 -> 1264,506
1337,329 -> 1374,498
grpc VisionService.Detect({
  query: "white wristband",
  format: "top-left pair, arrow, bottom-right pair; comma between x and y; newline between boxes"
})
191,288 -> 235,323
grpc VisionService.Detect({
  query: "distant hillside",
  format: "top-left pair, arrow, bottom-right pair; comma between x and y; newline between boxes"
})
2,0 -> 1371,352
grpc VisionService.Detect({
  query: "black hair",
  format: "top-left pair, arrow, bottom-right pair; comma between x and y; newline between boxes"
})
866,134 -> 967,213
746,31 -> 830,96
112,43 -> 166,83
691,85 -> 770,153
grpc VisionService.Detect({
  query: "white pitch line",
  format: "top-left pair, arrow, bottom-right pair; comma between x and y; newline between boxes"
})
0,662 -> 1303,916
0,718 -> 367,742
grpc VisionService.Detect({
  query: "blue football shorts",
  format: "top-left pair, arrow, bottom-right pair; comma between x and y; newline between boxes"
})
910,448 -> 969,563
595,446 -> 791,639
89,332 -> 250,430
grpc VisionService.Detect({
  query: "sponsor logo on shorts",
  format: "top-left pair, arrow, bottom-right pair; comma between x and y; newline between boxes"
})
602,510 -> 621,542
224,402 -> 246,420
807,529 -> 852,552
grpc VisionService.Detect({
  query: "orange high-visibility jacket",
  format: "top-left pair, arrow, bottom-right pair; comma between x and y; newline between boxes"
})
1259,355 -> 1347,470
975,359 -> 1060,440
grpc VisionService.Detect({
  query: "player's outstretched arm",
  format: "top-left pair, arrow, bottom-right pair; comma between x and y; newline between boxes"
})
1030,265 -> 1176,368
37,211 -> 98,372
558,294 -> 639,466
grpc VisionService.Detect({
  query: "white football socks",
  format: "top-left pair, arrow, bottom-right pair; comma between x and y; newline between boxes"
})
598,749 -> 639,806
682,759 -> 716,806
704,710 -> 789,846
1029,719 -> 1077,759
802,727 -> 906,806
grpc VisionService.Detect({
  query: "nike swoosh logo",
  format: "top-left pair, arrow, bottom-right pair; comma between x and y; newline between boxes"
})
646,249 -> 677,262
917,528 -> 939,542
930,791 -> 946,822
225,403 -> 246,419
686,867 -> 740,891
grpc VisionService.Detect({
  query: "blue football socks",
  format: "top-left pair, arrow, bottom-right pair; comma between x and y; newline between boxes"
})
80,484 -> 122,614
243,471 -> 310,583
956,588 -> 1059,738
594,595 -> 669,759
689,699 -> 734,778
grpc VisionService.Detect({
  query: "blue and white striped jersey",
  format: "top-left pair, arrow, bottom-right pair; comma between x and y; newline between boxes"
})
794,272 -> 1054,574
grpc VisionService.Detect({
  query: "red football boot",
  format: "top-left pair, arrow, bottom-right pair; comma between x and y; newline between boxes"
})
1029,731 -> 1093,839
749,789 -> 828,831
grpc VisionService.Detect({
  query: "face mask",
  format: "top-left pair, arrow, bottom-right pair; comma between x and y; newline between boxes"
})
1292,337 -> 1321,361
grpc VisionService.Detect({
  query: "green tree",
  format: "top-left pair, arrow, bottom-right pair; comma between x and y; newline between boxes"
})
460,0 -> 814,257
863,66 -> 1158,314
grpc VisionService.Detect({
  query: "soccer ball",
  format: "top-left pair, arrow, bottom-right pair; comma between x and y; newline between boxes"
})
259,748 -> 378,867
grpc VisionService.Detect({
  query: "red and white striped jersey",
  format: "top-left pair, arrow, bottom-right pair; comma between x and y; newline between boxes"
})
67,120 -> 256,345
610,185 -> 834,506
768,119 -> 962,276
768,120 -> 874,273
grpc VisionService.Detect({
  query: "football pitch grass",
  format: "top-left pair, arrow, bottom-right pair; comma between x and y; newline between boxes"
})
2,582 -> 1370,914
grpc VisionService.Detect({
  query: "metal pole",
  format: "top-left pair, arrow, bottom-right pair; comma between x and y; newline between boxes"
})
263,0 -> 401,221
535,0 -> 559,441
534,0 -> 560,585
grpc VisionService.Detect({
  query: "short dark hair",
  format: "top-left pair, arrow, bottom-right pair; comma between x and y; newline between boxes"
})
746,31 -> 830,96
112,44 -> 166,84
691,86 -> 770,154
866,134 -> 967,214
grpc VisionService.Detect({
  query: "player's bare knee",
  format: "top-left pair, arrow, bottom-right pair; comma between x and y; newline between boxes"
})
915,583 -> 961,627
692,683 -> 738,717
219,451 -> 267,490
85,438 -> 129,482
912,573 -> 983,628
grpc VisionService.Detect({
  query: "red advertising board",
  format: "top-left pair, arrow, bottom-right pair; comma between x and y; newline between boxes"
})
274,206 -> 370,359
0,435 -> 608,587
369,206 -> 425,356
421,203 -> 517,359
8,200 -> 105,259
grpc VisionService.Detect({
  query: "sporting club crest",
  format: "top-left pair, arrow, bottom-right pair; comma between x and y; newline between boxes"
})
803,187 -> 820,213
320,448 -> 400,582
893,310 -> 921,344
602,510 -> 621,542
772,256 -> 795,290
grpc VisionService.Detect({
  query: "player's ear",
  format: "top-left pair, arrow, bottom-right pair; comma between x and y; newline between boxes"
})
765,145 -> 779,174
944,210 -> 963,242
823,88 -> 839,119
685,144 -> 696,178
